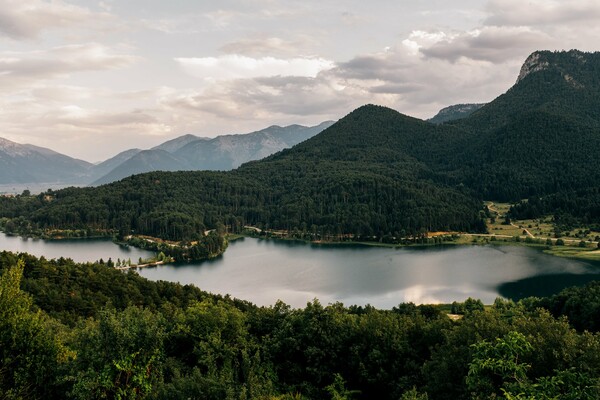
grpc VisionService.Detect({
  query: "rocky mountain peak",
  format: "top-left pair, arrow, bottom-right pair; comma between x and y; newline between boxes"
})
516,52 -> 550,83
0,137 -> 34,157
515,50 -> 594,84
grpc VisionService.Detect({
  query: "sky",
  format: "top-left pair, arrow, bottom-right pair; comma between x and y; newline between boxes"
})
1,0 -> 600,162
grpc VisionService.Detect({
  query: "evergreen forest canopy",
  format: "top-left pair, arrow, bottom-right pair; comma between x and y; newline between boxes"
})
3,50 -> 600,242
1,251 -> 600,399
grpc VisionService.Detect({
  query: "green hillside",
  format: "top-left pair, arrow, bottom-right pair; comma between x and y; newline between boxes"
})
3,50 -> 600,242
452,50 -> 600,201
0,105 -> 485,241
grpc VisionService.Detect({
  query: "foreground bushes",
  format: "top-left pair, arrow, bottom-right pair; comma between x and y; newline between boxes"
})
1,252 -> 599,399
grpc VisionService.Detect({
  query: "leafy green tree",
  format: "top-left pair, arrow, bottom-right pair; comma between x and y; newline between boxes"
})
69,306 -> 166,400
325,374 -> 360,400
467,331 -> 533,399
158,299 -> 274,400
0,260 -> 69,399
467,329 -> 600,400
424,309 -> 511,399
400,387 -> 429,400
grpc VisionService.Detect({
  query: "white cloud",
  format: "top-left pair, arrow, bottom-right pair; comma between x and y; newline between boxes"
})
203,9 -> 239,29
162,39 -> 515,129
401,30 -> 451,55
163,75 -> 350,121
175,54 -> 335,80
0,0 -> 107,40
332,41 -> 519,117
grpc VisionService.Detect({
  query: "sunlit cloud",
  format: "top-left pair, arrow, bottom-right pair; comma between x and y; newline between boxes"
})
175,54 -> 335,80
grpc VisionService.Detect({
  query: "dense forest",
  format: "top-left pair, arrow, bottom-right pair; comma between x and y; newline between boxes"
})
1,251 -> 600,399
3,51 -> 600,243
0,107 -> 487,242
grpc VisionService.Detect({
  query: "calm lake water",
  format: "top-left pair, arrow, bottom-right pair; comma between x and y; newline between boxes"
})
2,232 -> 599,308
0,232 -> 153,264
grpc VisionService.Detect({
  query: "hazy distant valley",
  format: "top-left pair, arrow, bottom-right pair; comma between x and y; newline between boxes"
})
0,121 -> 334,191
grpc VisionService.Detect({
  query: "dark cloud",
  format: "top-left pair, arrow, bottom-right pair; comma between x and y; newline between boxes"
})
421,27 -> 549,63
335,54 -> 412,82
166,74 -> 357,119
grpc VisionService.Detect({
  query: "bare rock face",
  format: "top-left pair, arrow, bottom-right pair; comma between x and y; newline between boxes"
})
516,50 -> 591,85
516,52 -> 549,83
428,103 -> 486,124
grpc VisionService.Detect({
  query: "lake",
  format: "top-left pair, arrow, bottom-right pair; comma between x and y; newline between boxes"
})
0,232 -> 153,264
1,232 -> 599,308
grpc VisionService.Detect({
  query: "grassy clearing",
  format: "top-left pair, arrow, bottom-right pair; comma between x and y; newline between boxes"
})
544,246 -> 600,261
483,200 -> 600,260
486,201 -> 600,241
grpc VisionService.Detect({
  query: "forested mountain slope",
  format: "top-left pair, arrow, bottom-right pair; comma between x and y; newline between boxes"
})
4,50 -> 600,239
0,105 -> 485,241
91,149 -> 191,186
451,50 -> 600,201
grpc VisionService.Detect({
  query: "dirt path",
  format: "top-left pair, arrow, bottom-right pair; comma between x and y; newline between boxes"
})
511,222 -> 534,238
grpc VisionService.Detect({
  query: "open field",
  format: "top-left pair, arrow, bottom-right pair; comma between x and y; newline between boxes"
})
486,201 -> 600,242
483,201 -> 600,261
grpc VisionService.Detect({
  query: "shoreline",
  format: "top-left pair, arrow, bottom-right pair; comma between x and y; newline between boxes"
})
3,228 -> 600,263
239,231 -> 600,262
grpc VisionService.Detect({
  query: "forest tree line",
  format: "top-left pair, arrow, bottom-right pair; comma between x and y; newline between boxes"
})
1,251 -> 600,399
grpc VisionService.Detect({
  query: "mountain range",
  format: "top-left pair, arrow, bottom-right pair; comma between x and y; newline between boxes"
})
0,121 -> 334,188
0,138 -> 92,185
3,49 -> 600,240
0,103 -> 486,189
91,121 -> 334,185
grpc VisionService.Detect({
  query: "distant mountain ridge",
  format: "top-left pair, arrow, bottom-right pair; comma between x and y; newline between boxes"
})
0,137 -> 92,185
91,121 -> 334,185
0,121 -> 334,188
88,148 -> 142,183
152,134 -> 207,153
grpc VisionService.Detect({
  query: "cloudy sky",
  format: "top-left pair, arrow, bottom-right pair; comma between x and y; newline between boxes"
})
1,0 -> 599,161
